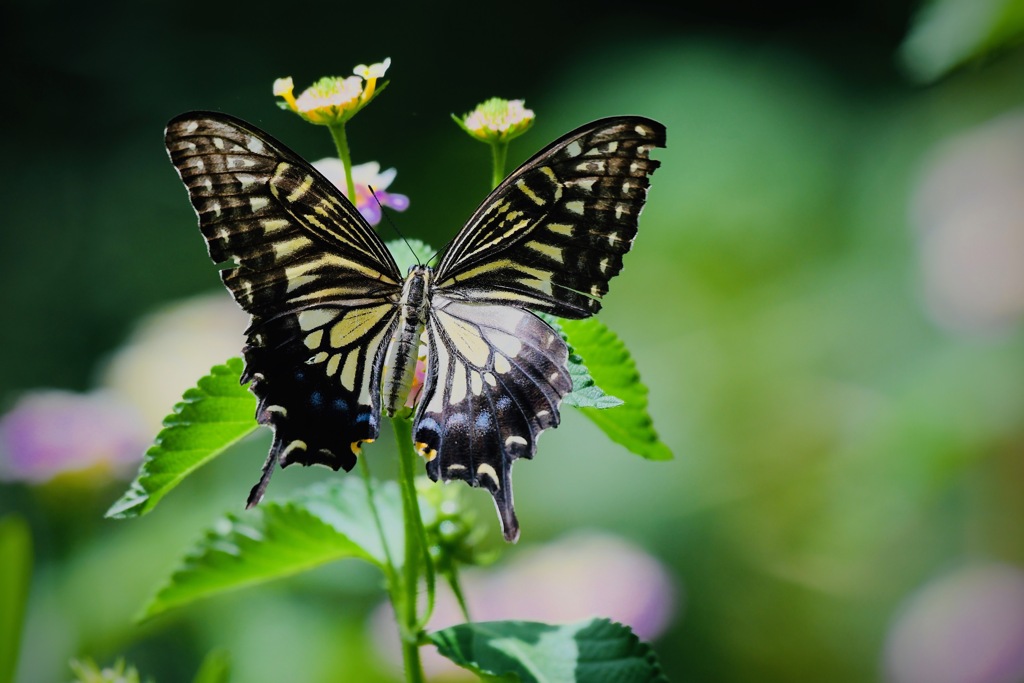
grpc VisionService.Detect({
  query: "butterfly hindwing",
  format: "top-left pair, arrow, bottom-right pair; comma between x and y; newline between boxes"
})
165,112 -> 403,504
434,117 -> 666,318
413,296 -> 572,541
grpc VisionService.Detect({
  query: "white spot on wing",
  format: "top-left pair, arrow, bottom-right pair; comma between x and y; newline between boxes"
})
476,463 -> 500,489
236,174 -> 259,189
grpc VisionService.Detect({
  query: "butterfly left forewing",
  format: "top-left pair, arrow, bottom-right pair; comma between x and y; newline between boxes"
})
412,296 -> 572,542
165,112 -> 403,504
434,116 -> 666,318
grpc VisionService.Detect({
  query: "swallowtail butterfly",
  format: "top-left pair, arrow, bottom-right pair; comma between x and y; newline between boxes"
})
165,112 -> 665,541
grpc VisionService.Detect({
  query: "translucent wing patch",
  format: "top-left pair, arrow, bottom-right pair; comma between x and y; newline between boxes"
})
165,112 -> 402,504
412,296 -> 572,542
435,117 -> 666,318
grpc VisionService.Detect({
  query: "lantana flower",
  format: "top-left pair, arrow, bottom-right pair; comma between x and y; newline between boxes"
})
311,159 -> 410,226
274,58 -> 391,126
454,98 -> 535,144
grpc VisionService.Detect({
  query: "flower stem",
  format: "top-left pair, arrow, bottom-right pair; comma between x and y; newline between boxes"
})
328,122 -> 357,202
392,417 -> 431,683
490,140 -> 508,190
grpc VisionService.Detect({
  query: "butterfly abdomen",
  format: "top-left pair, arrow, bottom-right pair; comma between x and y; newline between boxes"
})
382,265 -> 432,416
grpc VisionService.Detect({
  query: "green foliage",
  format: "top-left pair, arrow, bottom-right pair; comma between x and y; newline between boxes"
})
558,318 -> 673,461
66,652 -> 228,683
191,650 -> 231,683
70,659 -> 146,683
430,618 -> 668,683
0,516 -> 31,683
140,479 -> 406,619
106,359 -> 258,519
901,0 -> 1024,81
542,315 -> 624,410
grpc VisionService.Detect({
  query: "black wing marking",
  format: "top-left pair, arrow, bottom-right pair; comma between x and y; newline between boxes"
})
412,296 -> 572,542
434,116 -> 666,318
165,112 -> 402,504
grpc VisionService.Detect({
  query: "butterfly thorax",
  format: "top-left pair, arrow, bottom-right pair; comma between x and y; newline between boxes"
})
382,264 -> 433,416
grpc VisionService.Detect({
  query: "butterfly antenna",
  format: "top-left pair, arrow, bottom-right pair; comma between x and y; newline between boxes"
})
425,242 -> 448,268
369,186 -> 419,265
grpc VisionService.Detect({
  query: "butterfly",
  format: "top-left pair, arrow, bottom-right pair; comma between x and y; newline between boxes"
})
165,111 -> 665,541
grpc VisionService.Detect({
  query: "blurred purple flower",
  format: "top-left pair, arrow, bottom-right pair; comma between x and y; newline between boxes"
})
371,531 -> 679,679
0,390 -> 147,483
884,563 -> 1024,683
312,158 -> 410,226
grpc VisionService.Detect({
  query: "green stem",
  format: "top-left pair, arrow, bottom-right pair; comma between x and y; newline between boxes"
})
392,417 -> 432,683
328,122 -> 357,202
490,140 -> 508,190
357,456 -> 399,587
446,565 -> 472,622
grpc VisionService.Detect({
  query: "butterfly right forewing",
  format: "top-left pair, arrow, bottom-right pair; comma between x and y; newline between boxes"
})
434,117 -> 666,318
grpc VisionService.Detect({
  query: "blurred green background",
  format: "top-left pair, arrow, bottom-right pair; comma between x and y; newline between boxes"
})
3,0 -> 1024,681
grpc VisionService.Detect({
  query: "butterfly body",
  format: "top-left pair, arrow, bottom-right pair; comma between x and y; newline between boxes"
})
165,111 -> 665,541
382,264 -> 432,417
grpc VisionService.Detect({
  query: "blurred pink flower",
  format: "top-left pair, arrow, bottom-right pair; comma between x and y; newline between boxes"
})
884,563 -> 1024,683
371,531 -> 678,679
0,292 -> 250,485
100,292 -> 249,431
911,110 -> 1024,334
312,158 -> 410,226
0,390 -> 147,483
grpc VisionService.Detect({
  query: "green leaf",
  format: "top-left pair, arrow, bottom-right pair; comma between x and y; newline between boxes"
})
387,238 -> 437,274
140,478 -> 404,619
558,318 -> 673,461
900,0 -> 1024,82
430,618 -> 668,683
0,516 -> 31,683
542,316 -> 623,410
106,359 -> 258,519
192,650 -> 231,683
